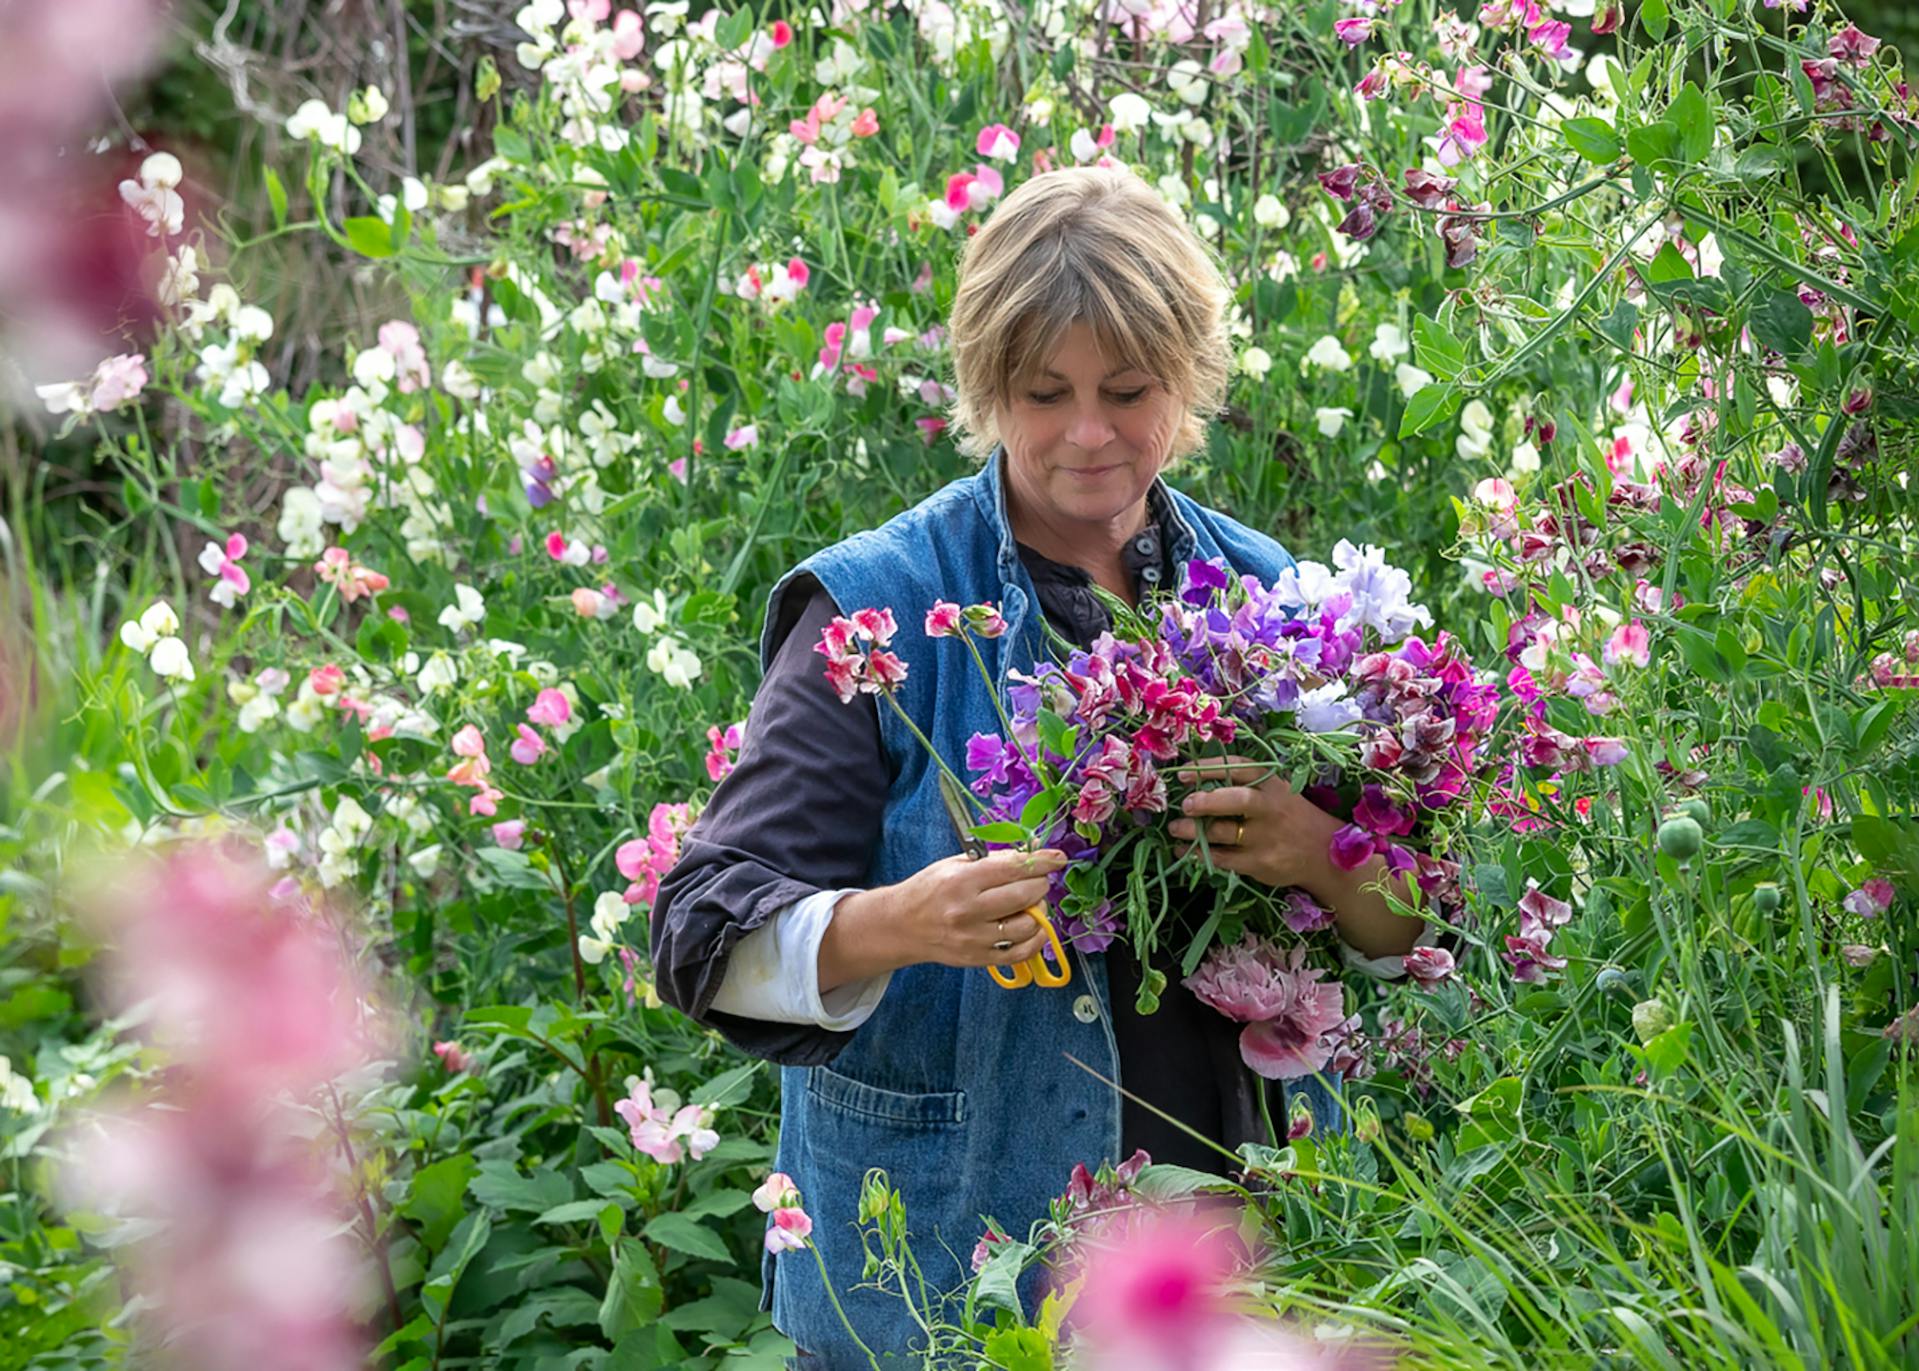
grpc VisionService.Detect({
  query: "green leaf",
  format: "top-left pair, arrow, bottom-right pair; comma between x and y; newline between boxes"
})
690,1061 -> 759,1109
1750,290 -> 1813,357
1669,83 -> 1712,163
1398,382 -> 1461,438
600,1239 -> 665,1340
1456,1077 -> 1522,1151
401,1154 -> 476,1252
680,1187 -> 755,1221
972,1238 -> 1035,1316
469,1161 -> 574,1215
971,821 -> 1030,844
714,6 -> 756,49
641,1212 -> 731,1263
1130,1164 -> 1242,1201
1625,120 -> 1677,167
1640,0 -> 1669,39
474,846 -> 554,891
343,215 -> 395,258
1561,116 -> 1621,164
1413,315 -> 1466,379
982,1327 -> 1054,1371
1645,242 -> 1694,285
264,165 -> 288,230
536,1199 -> 617,1226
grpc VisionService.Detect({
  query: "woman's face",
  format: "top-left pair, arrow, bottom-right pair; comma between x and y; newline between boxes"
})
995,322 -> 1183,533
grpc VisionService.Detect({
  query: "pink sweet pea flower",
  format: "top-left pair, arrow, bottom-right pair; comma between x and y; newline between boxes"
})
308,663 -> 345,696
526,688 -> 571,727
849,107 -> 879,138
199,532 -> 250,608
431,1040 -> 472,1073
1184,938 -> 1347,1080
469,786 -> 503,817
314,547 -> 390,602
849,607 -> 898,646
611,9 -> 645,58
724,424 -> 758,449
509,724 -> 548,765
1403,946 -> 1456,984
976,123 -> 1020,161
925,601 -> 964,637
491,819 -> 526,849
451,724 -> 486,757
1333,16 -> 1375,45
1604,621 -> 1651,668
768,19 -> 793,46
765,1205 -> 813,1253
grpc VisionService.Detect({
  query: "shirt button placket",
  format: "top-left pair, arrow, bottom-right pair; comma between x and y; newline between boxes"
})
1072,994 -> 1100,1025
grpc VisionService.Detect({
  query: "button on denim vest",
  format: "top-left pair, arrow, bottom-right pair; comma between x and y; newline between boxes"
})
754,451 -> 1340,1365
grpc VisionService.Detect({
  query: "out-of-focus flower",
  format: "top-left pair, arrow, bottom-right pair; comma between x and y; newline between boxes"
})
58,841 -> 386,1371
431,1040 -> 472,1073
286,99 -> 362,155
1303,335 -> 1352,373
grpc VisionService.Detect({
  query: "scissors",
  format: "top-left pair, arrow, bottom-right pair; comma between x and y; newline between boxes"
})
937,771 -> 1072,989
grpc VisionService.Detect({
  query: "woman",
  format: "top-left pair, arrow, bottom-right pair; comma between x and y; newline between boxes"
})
651,165 -> 1426,1365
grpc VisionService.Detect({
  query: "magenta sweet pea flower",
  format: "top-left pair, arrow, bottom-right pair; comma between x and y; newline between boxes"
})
976,123 -> 1021,161
925,600 -> 964,637
198,532 -> 250,608
1843,878 -> 1895,918
1333,15 -> 1375,45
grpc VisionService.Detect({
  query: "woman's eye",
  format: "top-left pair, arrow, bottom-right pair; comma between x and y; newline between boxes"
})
1110,389 -> 1147,404
1027,391 -> 1063,404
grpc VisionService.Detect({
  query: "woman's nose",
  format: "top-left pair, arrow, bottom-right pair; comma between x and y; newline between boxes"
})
1064,403 -> 1116,450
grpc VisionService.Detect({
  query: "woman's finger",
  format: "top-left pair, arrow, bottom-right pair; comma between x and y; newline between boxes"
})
1180,784 -> 1258,815
1173,841 -> 1247,872
979,912 -> 1039,947
978,877 -> 1055,920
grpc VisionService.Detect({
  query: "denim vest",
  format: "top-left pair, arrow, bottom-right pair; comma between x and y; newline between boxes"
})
755,451 -> 1339,1364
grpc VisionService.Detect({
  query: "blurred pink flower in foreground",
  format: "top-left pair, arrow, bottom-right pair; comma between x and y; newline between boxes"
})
1072,1212 -> 1370,1371
58,839 -> 389,1371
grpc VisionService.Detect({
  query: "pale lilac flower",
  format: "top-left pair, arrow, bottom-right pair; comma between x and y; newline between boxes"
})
1844,878 -> 1895,918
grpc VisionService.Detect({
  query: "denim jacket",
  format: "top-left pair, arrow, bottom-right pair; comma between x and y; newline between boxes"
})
754,450 -> 1338,1364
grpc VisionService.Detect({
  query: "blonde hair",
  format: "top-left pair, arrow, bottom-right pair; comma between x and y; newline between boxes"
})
946,165 -> 1231,462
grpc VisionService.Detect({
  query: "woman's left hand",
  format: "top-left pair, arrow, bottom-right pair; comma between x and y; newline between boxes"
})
1166,755 -> 1342,891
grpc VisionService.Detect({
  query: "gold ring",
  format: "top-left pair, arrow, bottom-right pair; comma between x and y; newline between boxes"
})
993,938 -> 1014,952
1233,819 -> 1245,846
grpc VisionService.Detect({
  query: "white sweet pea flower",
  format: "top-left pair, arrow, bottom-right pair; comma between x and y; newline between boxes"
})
1252,194 -> 1289,229
147,636 -> 195,683
407,844 -> 443,878
1315,407 -> 1354,438
1166,59 -> 1207,106
1456,399 -> 1496,460
438,583 -> 486,634
1510,440 -> 1542,475
441,359 -> 481,401
1369,323 -> 1410,362
578,933 -> 614,965
631,589 -> 670,634
646,635 -> 702,689
590,890 -> 629,941
119,601 -> 180,654
1238,346 -> 1272,378
1303,335 -> 1352,373
1395,363 -> 1435,398
348,85 -> 390,125
118,173 -> 184,239
286,99 -> 362,155
1108,92 -> 1152,135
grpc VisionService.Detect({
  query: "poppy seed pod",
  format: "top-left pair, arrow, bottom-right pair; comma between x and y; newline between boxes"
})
1657,815 -> 1704,861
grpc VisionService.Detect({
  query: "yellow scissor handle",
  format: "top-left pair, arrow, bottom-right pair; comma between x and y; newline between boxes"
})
988,903 -> 1073,989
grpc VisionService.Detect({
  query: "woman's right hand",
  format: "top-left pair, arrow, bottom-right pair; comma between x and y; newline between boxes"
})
818,849 -> 1068,993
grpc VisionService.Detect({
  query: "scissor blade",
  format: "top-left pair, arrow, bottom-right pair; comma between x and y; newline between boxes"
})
937,773 -> 986,857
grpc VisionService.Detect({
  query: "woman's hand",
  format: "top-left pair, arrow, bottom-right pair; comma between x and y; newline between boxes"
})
1167,755 -> 1424,960
1166,756 -> 1338,890
819,849 -> 1067,993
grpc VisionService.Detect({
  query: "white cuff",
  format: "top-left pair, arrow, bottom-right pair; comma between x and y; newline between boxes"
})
707,888 -> 890,1030
1337,921 -> 1440,980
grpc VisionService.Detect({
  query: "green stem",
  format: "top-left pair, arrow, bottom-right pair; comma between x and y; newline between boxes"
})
807,1240 -> 883,1371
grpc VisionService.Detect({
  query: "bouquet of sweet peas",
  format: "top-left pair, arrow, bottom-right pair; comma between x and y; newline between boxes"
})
819,545 -> 1503,1076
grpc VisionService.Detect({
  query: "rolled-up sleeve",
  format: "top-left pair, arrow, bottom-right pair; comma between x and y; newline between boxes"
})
649,578 -> 892,1066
